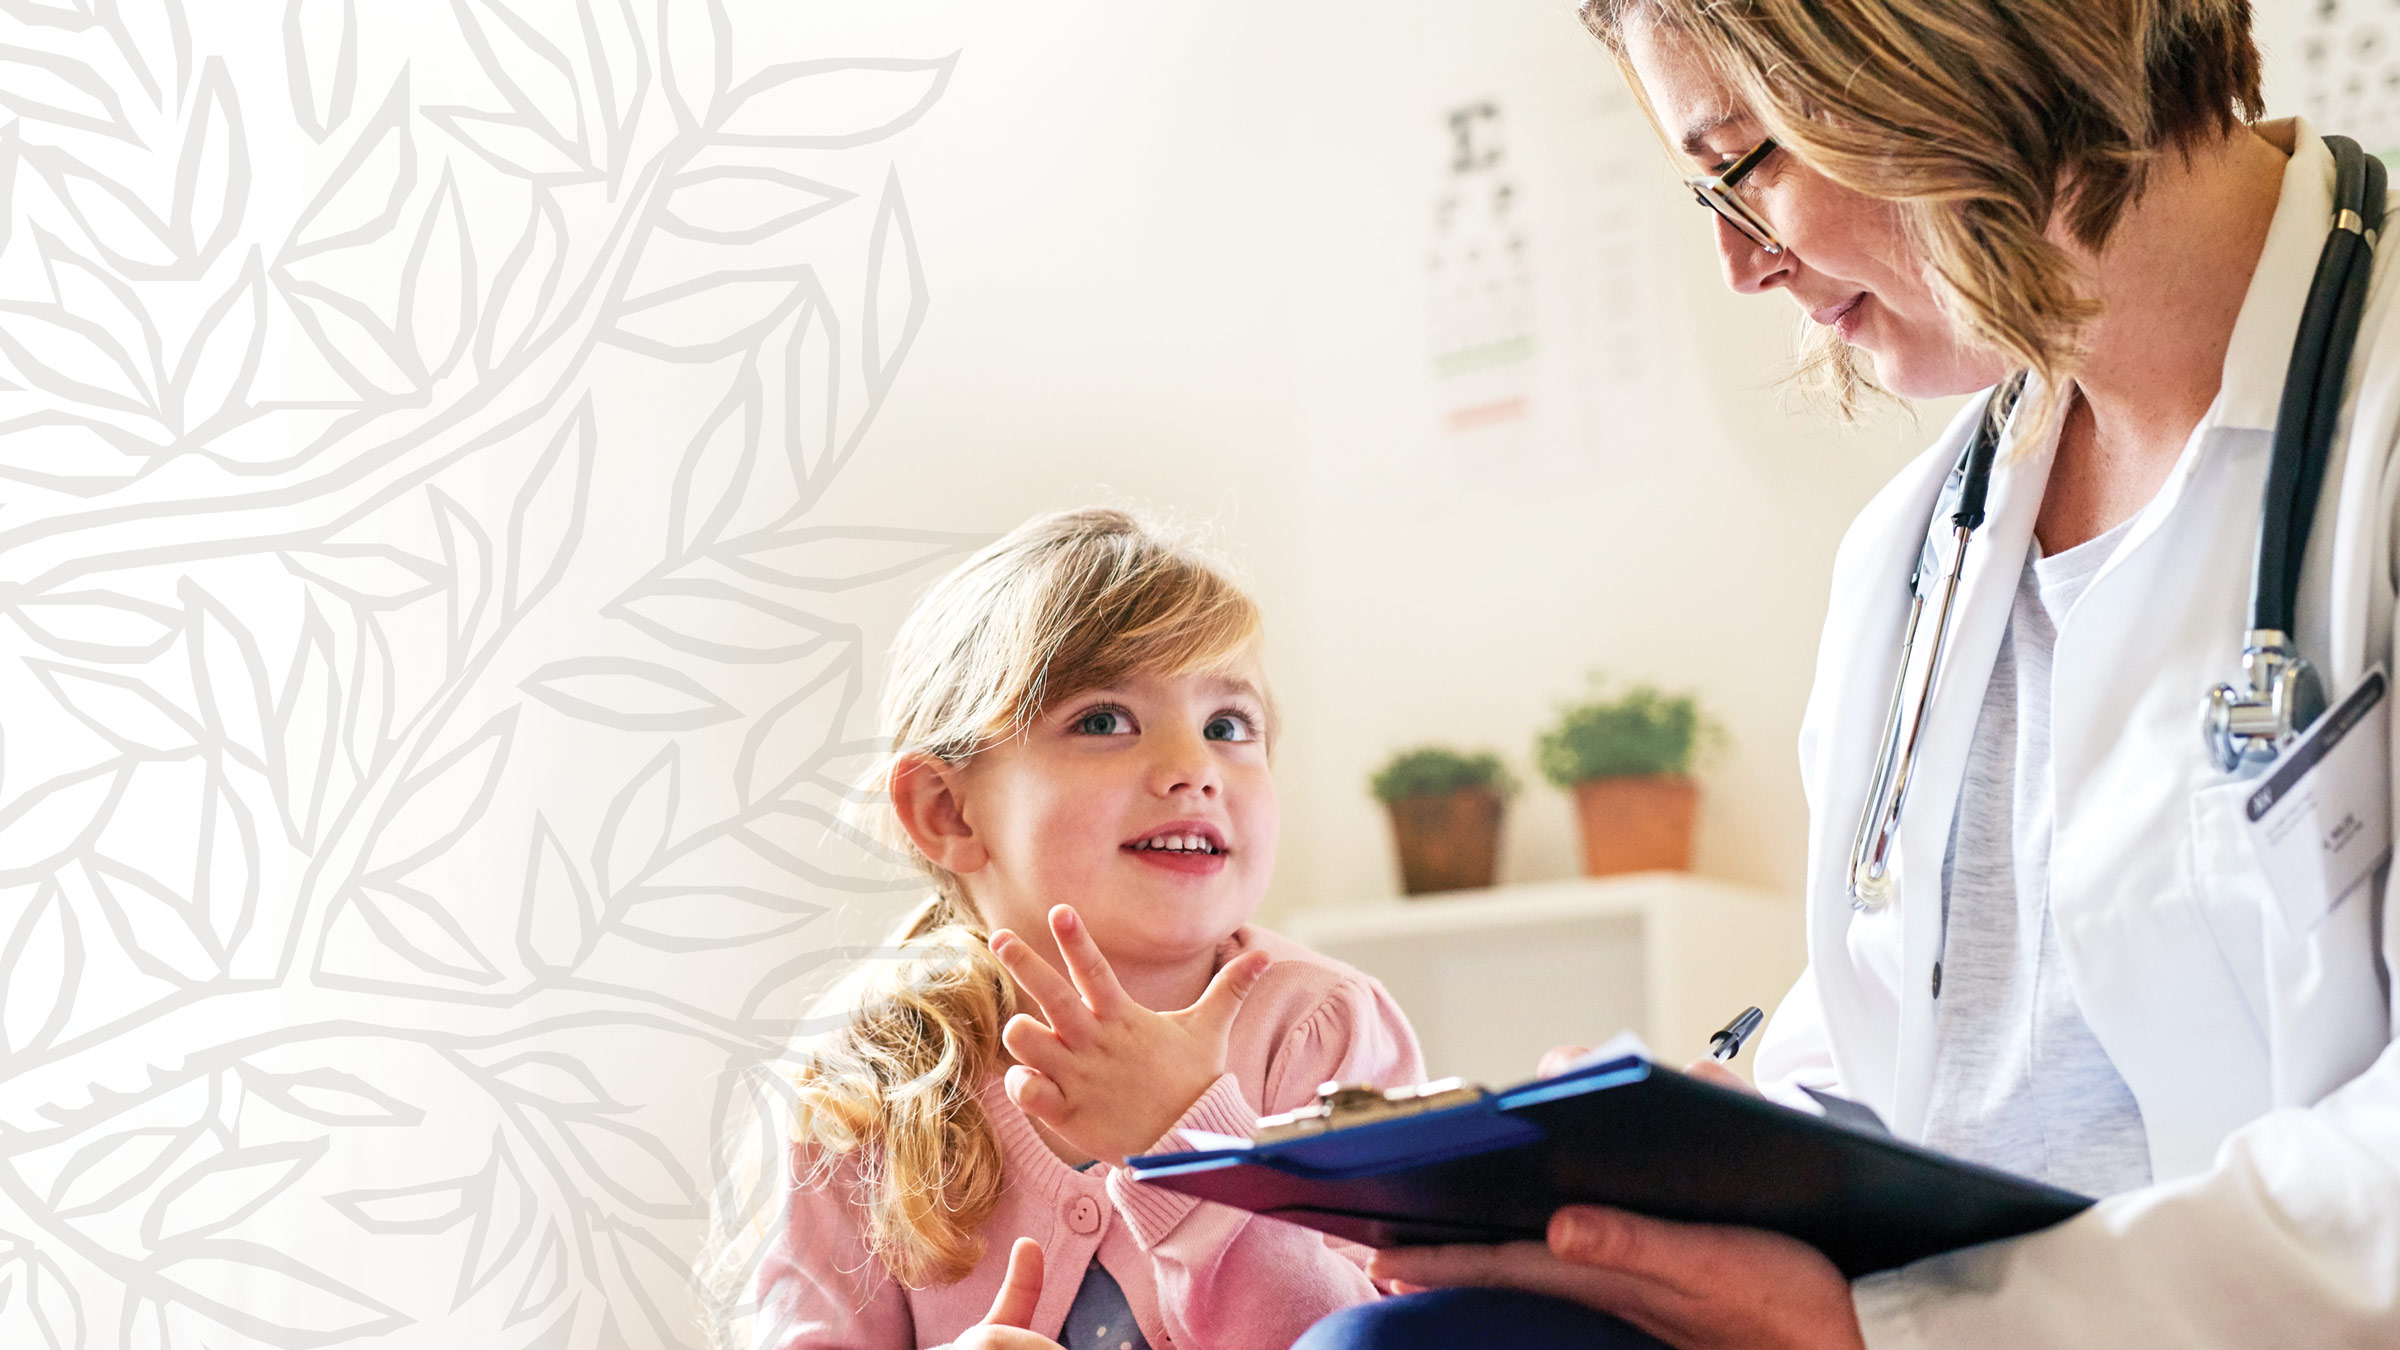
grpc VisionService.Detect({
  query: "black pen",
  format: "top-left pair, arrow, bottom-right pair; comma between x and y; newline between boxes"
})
1708,1006 -> 1765,1061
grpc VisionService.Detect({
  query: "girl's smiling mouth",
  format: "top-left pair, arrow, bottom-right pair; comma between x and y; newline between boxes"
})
1123,821 -> 1229,873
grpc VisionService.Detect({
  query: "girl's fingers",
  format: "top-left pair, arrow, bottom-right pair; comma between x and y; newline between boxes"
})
1005,1064 -> 1069,1127
1047,905 -> 1130,1014
977,1238 -> 1045,1329
1538,1044 -> 1593,1079
1181,949 -> 1271,1040
1000,1012 -> 1071,1078
989,929 -> 1095,1044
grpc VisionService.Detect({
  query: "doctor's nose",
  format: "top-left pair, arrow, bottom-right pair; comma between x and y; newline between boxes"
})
1716,214 -> 1793,295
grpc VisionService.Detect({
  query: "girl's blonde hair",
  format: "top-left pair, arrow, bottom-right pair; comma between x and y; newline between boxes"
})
782,507 -> 1264,1290
1580,0 -> 2263,418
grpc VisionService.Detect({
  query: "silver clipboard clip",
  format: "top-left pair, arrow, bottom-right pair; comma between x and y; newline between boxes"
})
1252,1077 -> 1489,1143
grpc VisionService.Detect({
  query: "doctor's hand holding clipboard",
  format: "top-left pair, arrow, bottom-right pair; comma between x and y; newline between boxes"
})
1358,1016 -> 1864,1350
1379,1018 -> 1866,1347
1297,1 -> 2400,1348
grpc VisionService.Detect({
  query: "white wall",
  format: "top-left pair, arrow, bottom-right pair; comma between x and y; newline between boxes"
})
815,0 -> 1940,926
1267,2 -> 1937,912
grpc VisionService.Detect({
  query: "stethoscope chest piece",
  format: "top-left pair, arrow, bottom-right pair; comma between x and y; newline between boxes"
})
2202,630 -> 2327,772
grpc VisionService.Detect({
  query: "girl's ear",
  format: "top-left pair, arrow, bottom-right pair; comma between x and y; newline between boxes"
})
890,753 -> 990,875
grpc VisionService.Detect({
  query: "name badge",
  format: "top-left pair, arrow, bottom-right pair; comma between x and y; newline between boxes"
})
2243,667 -> 2393,931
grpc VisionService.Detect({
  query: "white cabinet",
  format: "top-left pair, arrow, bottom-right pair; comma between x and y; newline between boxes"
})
1280,872 -> 1806,1088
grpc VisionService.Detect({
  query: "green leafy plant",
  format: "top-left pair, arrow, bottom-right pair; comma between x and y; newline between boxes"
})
1535,679 -> 1722,786
1370,746 -> 1520,804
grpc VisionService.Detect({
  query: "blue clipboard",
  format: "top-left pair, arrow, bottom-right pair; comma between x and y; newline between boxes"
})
1124,1055 -> 2091,1278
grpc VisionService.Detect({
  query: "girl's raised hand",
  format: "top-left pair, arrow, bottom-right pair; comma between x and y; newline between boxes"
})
990,904 -> 1272,1164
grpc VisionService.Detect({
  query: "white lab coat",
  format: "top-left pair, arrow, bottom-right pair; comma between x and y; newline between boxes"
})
1753,121 -> 2400,1346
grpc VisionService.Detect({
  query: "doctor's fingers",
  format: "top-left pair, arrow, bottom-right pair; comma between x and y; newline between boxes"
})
989,929 -> 1098,1044
1372,1241 -> 1718,1349
1551,1204 -> 1794,1292
1679,1060 -> 1754,1093
1548,1207 -> 1865,1350
1369,1240 -> 1609,1294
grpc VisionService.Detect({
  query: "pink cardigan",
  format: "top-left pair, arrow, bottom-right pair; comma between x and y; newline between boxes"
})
750,923 -> 1426,1349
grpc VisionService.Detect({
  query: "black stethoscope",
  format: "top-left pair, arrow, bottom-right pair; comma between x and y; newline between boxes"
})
1847,135 -> 2388,911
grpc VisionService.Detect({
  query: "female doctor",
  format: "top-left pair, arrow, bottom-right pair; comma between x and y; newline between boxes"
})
1299,1 -> 2400,1347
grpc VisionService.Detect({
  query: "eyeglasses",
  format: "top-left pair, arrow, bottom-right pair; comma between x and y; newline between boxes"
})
1686,138 -> 1783,254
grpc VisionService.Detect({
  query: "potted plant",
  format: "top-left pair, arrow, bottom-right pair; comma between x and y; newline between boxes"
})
1535,679 -> 1722,877
1370,747 -> 1518,896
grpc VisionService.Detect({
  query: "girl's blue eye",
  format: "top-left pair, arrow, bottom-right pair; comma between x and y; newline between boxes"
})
1074,706 -> 1133,735
1205,713 -> 1256,743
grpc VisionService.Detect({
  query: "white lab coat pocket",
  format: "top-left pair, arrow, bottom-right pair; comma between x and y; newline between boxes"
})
2187,776 -> 2277,1041
2192,773 -> 2393,1105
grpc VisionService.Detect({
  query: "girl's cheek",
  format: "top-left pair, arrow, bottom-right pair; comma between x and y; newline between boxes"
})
1242,774 -> 1281,853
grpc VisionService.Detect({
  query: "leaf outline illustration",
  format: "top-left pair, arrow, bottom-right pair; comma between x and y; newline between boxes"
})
236,1063 -> 425,1127
515,813 -> 595,974
172,57 -> 250,276
0,877 -> 81,1057
521,655 -> 738,731
149,1236 -> 411,1345
361,707 -> 517,877
0,43 -> 134,140
140,1138 -> 327,1248
713,54 -> 959,149
284,0 -> 358,142
593,742 -> 678,897
502,396 -> 595,616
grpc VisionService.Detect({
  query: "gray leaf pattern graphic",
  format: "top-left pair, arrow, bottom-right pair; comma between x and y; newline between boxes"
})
0,2 -> 958,1344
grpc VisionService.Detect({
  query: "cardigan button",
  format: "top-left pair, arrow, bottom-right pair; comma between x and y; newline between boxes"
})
1067,1196 -> 1102,1234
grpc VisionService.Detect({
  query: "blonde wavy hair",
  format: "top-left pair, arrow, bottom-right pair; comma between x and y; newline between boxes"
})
705,507 -> 1266,1324
1580,0 -> 2263,419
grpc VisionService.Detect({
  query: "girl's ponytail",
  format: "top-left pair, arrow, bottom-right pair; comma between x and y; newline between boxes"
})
786,893 -> 1015,1287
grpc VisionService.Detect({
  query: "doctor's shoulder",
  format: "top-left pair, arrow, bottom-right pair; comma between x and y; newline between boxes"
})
2335,269 -> 2400,573
2351,250 -> 2400,459
1217,923 -> 1430,1117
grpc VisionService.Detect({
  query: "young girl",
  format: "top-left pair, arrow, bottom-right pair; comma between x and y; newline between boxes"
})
745,508 -> 1426,1350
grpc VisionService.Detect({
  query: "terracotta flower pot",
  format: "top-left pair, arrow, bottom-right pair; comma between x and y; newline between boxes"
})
1385,786 -> 1506,896
1570,775 -> 1697,876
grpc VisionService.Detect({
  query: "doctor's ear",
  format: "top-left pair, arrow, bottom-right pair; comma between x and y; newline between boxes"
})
890,752 -> 990,875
